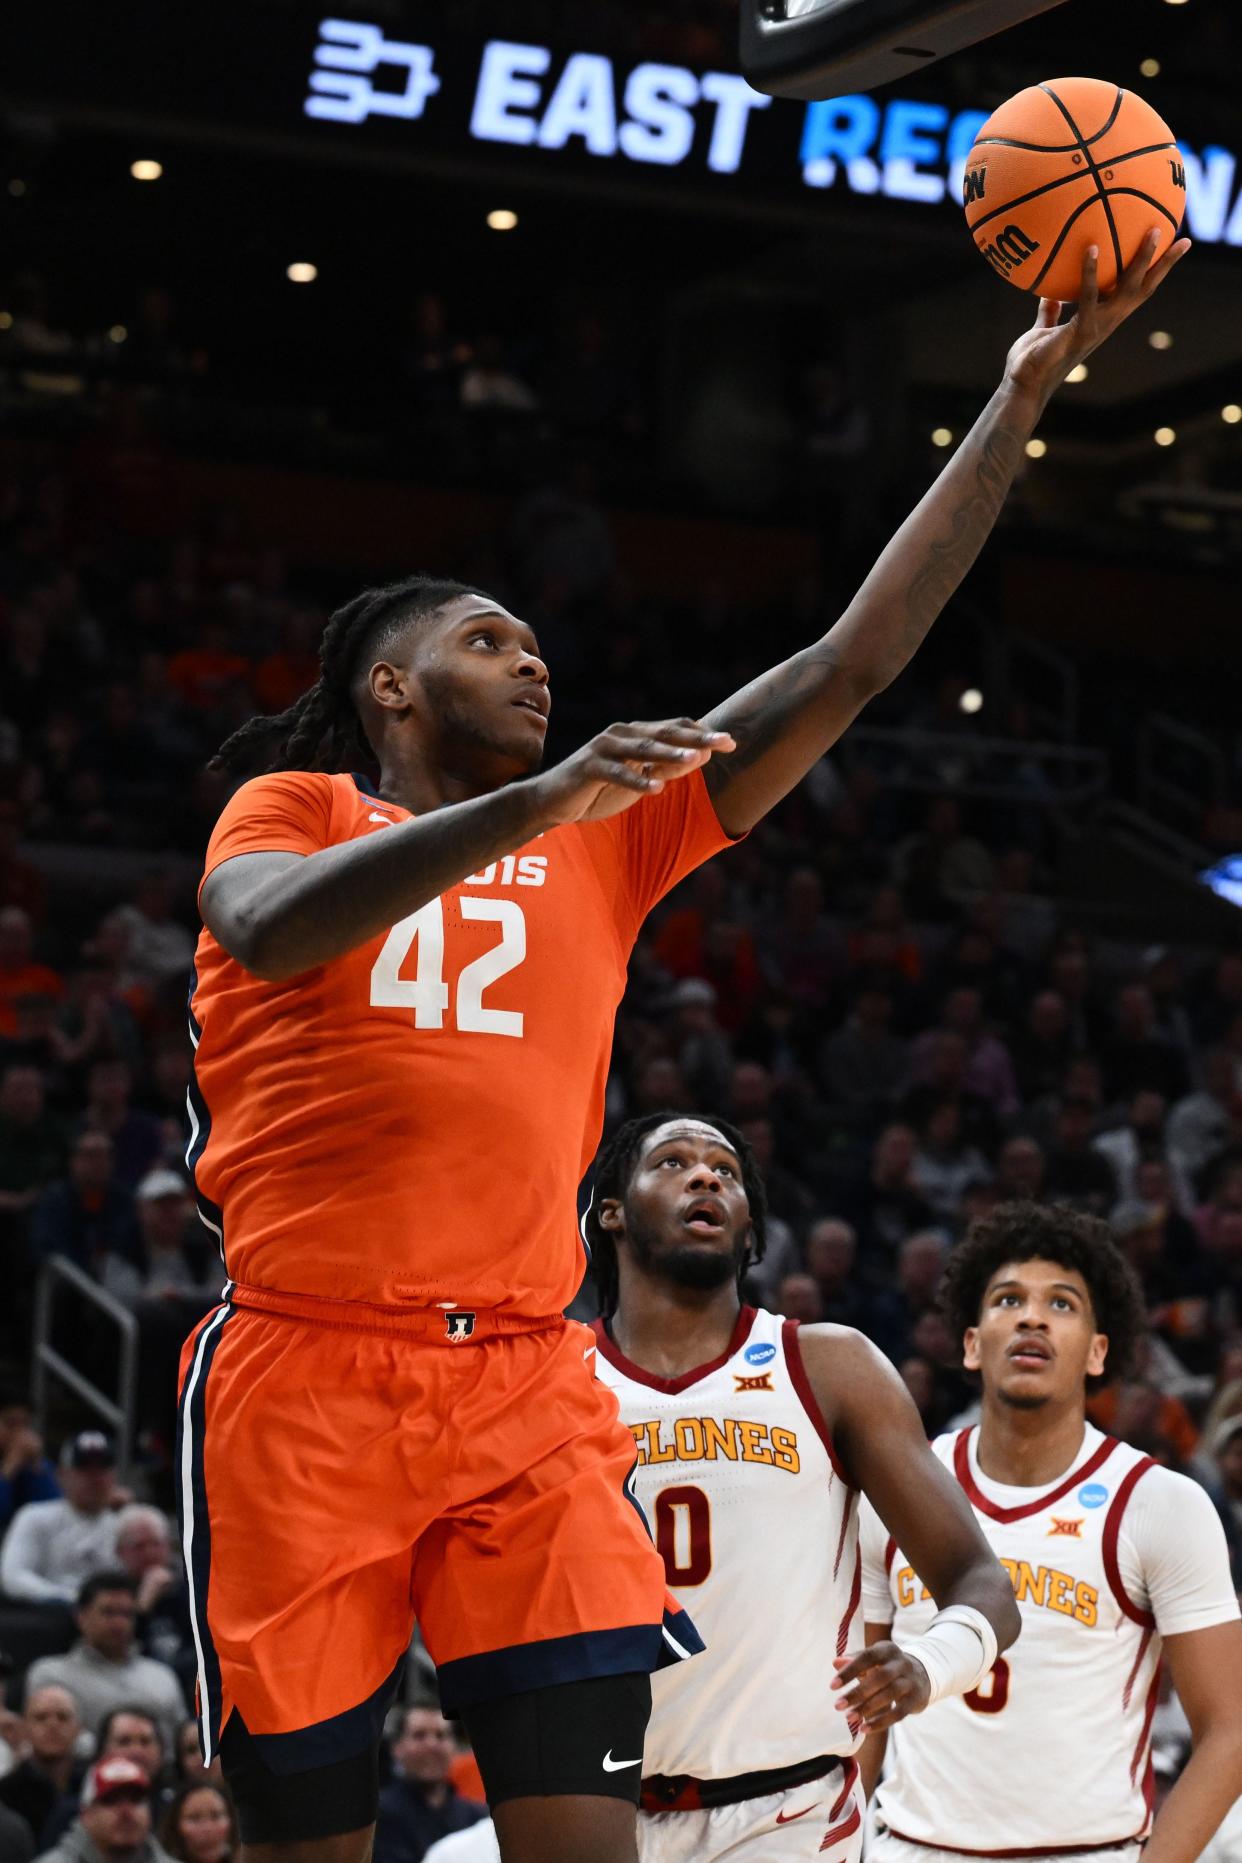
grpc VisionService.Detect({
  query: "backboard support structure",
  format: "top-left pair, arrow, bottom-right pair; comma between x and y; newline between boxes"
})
740,0 -> 1070,101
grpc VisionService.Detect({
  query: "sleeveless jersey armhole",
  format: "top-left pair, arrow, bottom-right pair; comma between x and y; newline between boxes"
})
781,1320 -> 853,1488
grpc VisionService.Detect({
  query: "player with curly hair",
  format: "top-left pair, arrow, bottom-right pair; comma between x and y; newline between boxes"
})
860,1201 -> 1242,1863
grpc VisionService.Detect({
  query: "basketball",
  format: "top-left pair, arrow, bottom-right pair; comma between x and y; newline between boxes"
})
962,77 -> 1185,300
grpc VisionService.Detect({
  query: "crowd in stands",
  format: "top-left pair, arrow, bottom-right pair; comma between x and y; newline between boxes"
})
2,433 -> 1242,1858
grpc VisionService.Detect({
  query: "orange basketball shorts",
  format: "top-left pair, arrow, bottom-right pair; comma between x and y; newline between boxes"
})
176,1298 -> 700,1771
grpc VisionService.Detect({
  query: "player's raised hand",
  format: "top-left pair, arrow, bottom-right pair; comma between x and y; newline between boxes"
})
536,718 -> 735,825
831,1641 -> 931,1732
1003,227 -> 1191,402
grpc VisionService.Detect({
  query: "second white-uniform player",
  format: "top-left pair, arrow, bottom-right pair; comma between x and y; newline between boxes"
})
585,1112 -> 1020,1863
860,1200 -> 1242,1863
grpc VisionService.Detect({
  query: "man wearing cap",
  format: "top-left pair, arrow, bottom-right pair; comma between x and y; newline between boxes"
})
24,1572 -> 185,1753
0,1436 -> 121,1608
34,1757 -> 173,1863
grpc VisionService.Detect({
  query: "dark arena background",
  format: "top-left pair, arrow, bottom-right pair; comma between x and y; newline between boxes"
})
1,0 -> 1242,1853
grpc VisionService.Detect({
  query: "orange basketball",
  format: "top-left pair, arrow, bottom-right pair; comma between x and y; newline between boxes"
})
963,77 -> 1185,300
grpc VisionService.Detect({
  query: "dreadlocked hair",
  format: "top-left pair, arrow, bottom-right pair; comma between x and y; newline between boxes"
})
940,1199 -> 1147,1393
584,1110 -> 768,1320
209,575 -> 486,775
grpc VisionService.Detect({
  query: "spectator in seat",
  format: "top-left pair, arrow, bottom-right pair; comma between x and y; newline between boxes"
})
803,1217 -> 874,1331
1043,1096 -> 1117,1215
157,1785 -> 235,1863
0,1390 -> 58,1533
0,1688 -> 83,1849
758,866 -> 841,1010
836,1123 -> 936,1269
27,1134 -> 141,1284
0,911 -> 62,1042
171,1724 -> 221,1792
910,1099 -> 990,1222
24,1572 -> 184,1751
817,987 -> 908,1129
108,879 -> 194,998
1101,983 -> 1189,1107
40,1709 -> 174,1857
113,1508 -> 192,1678
1,1431 -> 120,1606
1168,1049 -> 1239,1200
1093,1089 -> 1172,1207
1010,989 -> 1076,1103
774,1274 -> 823,1324
993,1135 -> 1047,1205
865,1230 -> 949,1365
374,1707 -> 487,1863
0,1068 -> 65,1261
891,796 -> 996,920
75,1066 -> 162,1194
35,1756 -> 172,1863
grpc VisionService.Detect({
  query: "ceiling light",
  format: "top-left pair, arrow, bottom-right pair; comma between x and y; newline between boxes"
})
1066,363 -> 1088,383
1222,404 -> 1242,425
108,325 -> 127,345
130,159 -> 163,182
931,427 -> 953,447
1154,427 -> 1176,447
1140,58 -> 1161,77
7,180 -> 26,198
959,688 -> 984,715
1148,330 -> 1173,350
486,208 -> 518,232
286,262 -> 318,284
1025,438 -> 1047,459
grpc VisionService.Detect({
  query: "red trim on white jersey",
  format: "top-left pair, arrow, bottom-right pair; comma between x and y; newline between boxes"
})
1130,1663 -> 1161,1787
951,1426 -> 1121,1524
1102,1455 -> 1158,1628
590,1306 -> 758,1394
1122,1626 -> 1154,1711
884,1534 -> 897,1577
883,1825 -> 1148,1857
782,1319 -> 852,1486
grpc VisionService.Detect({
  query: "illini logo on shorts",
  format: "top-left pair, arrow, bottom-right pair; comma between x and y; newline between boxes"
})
445,1311 -> 477,1341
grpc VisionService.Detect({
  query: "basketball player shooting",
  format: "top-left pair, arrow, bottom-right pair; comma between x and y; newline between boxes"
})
859,1203 -> 1242,1863
181,238 -> 1183,1863
589,1113 -> 1020,1863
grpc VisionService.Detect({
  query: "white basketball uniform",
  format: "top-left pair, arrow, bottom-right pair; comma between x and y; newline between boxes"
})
860,1422 -> 1239,1863
594,1305 -> 867,1862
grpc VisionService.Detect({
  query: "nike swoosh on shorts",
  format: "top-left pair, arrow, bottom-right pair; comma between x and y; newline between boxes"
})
602,1752 -> 642,1772
775,1803 -> 819,1824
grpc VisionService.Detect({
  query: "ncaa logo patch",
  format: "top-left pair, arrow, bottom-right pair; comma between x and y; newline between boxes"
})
744,1342 -> 777,1367
1078,1483 -> 1108,1508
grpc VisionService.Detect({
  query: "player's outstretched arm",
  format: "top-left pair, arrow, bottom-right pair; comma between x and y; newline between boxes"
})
698,229 -> 1190,838
202,718 -> 733,978
798,1327 -> 1019,1734
1144,1622 -> 1242,1863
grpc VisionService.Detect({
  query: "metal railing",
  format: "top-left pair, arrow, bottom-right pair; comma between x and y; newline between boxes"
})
1137,712 -> 1227,839
32,1256 -> 139,1478
838,725 -> 1108,807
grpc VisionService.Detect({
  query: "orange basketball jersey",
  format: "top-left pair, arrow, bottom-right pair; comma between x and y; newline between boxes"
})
189,769 -> 733,1318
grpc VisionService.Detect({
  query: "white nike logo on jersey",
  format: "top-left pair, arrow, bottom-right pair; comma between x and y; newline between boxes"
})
602,1752 -> 641,1771
583,1345 -> 597,1361
368,812 -> 393,826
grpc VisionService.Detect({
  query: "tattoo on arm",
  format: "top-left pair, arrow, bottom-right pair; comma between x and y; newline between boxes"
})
903,423 -> 1024,649
701,642 -> 841,798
